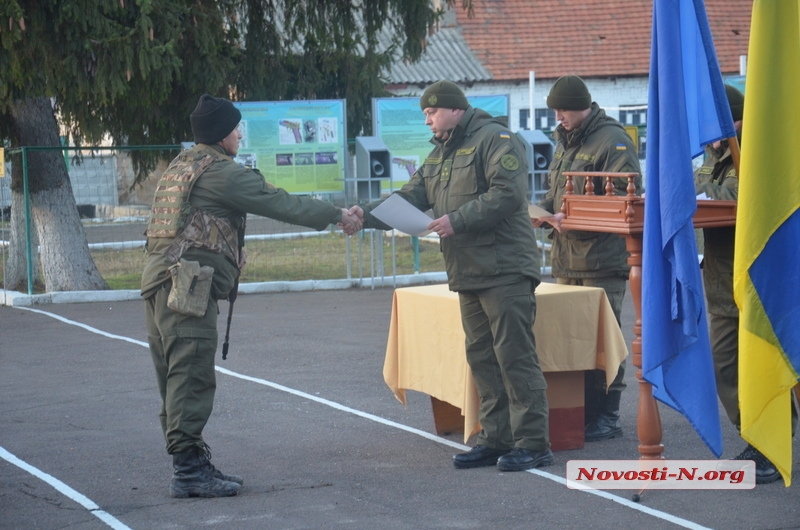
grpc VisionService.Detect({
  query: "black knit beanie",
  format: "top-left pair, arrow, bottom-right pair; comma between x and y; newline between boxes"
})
725,84 -> 744,122
190,94 -> 242,145
420,80 -> 469,111
546,75 -> 592,111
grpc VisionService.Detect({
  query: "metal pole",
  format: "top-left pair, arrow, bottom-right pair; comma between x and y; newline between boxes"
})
22,147 -> 33,295
412,236 -> 420,273
529,71 -> 536,129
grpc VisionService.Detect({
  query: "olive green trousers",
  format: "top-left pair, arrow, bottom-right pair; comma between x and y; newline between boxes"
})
145,284 -> 219,454
458,279 -> 550,452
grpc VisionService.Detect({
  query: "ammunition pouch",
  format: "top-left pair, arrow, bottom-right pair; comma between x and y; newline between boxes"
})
167,259 -> 215,317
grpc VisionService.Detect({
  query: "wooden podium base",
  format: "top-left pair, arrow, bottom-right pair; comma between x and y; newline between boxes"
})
430,371 -> 586,452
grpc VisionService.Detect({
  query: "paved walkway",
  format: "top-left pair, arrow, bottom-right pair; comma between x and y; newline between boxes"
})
1,285 -> 798,529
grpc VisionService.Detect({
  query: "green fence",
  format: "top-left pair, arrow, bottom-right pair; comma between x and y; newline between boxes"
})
1,145 -> 456,296
1,146 -> 557,297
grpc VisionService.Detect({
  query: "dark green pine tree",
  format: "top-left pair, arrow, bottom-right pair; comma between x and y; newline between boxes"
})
0,0 -> 471,292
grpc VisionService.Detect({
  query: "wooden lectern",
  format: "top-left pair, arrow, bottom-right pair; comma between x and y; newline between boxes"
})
559,171 -> 736,460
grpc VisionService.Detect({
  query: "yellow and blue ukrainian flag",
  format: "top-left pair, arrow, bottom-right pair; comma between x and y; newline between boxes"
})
734,0 -> 800,487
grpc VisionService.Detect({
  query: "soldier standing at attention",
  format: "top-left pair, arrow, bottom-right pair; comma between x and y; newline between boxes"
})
533,75 -> 643,442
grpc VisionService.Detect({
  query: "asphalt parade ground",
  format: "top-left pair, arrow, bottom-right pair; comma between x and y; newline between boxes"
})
2,283 -> 800,529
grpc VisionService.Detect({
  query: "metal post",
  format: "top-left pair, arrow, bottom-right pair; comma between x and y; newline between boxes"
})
529,71 -> 536,130
22,147 -> 34,295
412,236 -> 420,273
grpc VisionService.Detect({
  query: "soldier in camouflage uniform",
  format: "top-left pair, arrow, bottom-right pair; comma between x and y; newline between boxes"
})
533,75 -> 643,442
351,80 -> 553,472
142,94 -> 360,498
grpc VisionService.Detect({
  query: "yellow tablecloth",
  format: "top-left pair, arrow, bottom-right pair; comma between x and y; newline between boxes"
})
383,282 -> 629,442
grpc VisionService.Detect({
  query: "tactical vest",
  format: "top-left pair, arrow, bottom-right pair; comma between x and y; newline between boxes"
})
145,150 -> 240,266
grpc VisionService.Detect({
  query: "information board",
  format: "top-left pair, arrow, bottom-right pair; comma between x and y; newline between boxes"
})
233,100 -> 346,194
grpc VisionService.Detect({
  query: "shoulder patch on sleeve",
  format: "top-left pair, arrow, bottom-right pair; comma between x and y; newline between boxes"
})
615,143 -> 627,151
500,153 -> 520,171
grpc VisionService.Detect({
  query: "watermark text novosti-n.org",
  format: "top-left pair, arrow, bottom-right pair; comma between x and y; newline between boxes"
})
566,460 -> 756,490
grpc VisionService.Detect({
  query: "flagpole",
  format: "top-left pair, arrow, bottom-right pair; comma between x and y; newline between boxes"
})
728,136 -> 741,174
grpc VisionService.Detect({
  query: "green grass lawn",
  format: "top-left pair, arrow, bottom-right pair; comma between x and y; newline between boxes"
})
91,232 -> 446,290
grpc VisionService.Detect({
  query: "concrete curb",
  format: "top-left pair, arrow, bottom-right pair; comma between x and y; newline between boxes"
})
1,272 -> 448,306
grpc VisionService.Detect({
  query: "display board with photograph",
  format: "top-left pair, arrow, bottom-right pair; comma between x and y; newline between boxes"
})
233,100 -> 346,194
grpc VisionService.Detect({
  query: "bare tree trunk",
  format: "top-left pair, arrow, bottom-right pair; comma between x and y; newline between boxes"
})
3,190 -> 40,291
9,97 -> 108,291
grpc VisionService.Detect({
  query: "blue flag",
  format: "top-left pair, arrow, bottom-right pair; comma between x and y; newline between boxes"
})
642,0 -> 735,457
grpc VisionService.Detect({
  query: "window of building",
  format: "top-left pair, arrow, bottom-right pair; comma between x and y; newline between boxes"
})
619,106 -> 647,126
519,109 -> 556,131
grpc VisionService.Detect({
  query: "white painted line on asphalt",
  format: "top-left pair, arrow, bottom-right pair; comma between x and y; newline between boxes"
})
0,446 -> 132,530
216,366 -> 712,530
16,306 -> 149,347
15,306 -> 711,530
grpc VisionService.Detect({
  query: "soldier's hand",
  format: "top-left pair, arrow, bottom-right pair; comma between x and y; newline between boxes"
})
338,208 -> 362,236
538,212 -> 565,233
348,205 -> 365,224
428,214 -> 454,238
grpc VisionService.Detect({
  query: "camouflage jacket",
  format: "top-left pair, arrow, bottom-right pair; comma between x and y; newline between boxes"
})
141,144 -> 342,300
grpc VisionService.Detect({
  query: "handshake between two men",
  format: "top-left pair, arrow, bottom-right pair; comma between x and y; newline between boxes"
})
337,204 -> 456,239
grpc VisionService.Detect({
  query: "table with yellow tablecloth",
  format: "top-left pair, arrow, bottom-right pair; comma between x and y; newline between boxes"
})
383,282 -> 629,451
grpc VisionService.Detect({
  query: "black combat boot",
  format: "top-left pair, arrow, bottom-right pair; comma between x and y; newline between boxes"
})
198,443 -> 244,485
170,446 -> 241,498
734,444 -> 781,484
585,390 -> 622,442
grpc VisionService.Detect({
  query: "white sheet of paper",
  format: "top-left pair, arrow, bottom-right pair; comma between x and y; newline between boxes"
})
370,194 -> 433,236
528,203 -> 553,219
696,192 -> 711,200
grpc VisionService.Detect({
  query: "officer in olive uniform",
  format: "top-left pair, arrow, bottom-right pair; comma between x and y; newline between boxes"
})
694,85 -> 794,484
533,75 -> 643,442
351,80 -> 553,472
142,94 -> 359,498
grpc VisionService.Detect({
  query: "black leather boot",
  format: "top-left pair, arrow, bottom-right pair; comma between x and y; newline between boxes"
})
734,444 -> 781,484
197,444 -> 244,485
170,446 -> 241,498
585,390 -> 622,442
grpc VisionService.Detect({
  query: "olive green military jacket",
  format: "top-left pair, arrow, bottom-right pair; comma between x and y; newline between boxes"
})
537,103 -> 642,280
694,142 -> 738,317
141,144 -> 342,300
362,107 -> 541,291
